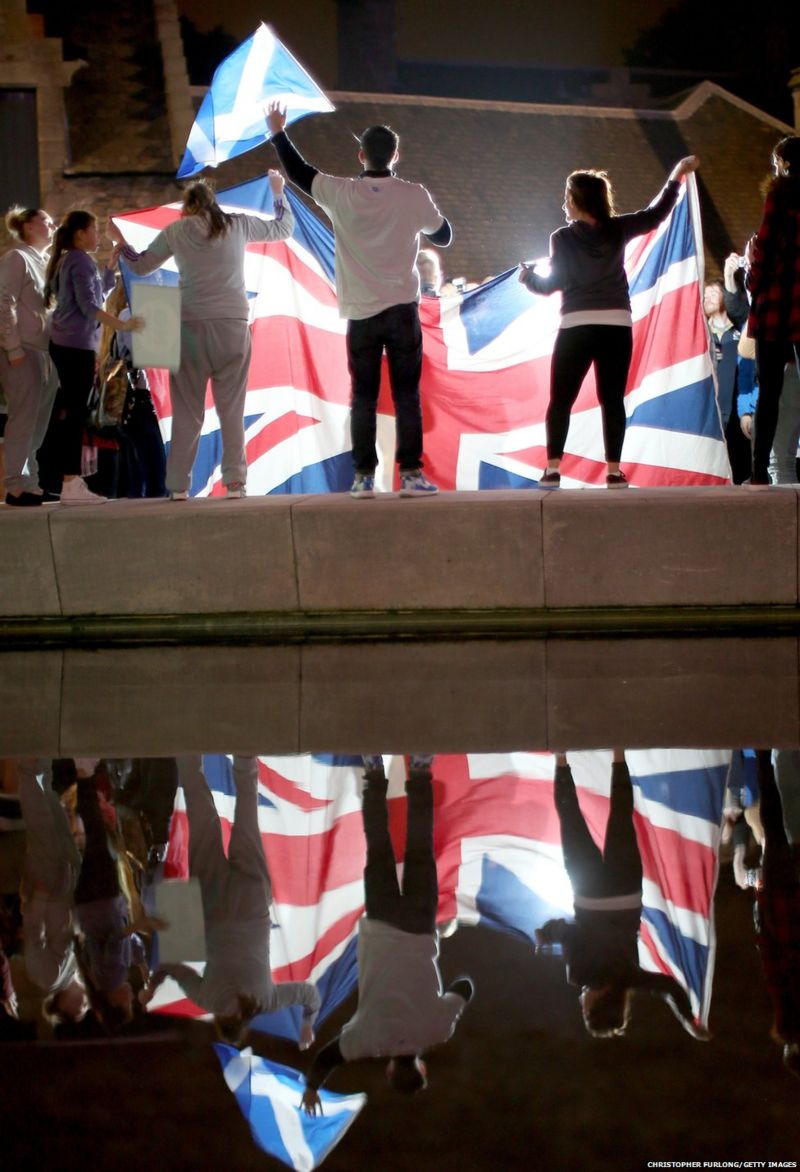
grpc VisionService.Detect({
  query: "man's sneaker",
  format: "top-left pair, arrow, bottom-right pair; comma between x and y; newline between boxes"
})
538,469 -> 561,490
350,474 -> 375,498
408,753 -> 433,773
226,481 -> 246,499
606,471 -> 629,490
399,471 -> 438,496
60,477 -> 106,504
4,491 -> 42,507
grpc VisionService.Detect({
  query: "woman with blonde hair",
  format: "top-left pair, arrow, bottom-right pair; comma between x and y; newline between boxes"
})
520,157 -> 699,489
44,210 -> 142,503
0,206 -> 57,506
111,171 -> 293,499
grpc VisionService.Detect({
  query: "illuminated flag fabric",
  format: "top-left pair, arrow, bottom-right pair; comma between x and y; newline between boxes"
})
430,749 -> 727,1025
114,172 -> 727,494
215,1044 -> 366,1171
178,24 -> 334,179
152,750 -> 724,1033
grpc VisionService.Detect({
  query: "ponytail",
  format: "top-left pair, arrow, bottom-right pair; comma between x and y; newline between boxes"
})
5,205 -> 40,241
181,179 -> 231,239
44,210 -> 96,308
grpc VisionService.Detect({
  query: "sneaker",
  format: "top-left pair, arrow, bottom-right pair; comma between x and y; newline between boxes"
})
362,754 -> 385,774
60,478 -> 106,504
4,491 -> 43,507
399,470 -> 438,496
226,481 -> 246,499
745,478 -> 771,490
408,753 -> 434,773
606,471 -> 629,490
538,469 -> 561,490
350,474 -> 375,499
170,490 -> 189,501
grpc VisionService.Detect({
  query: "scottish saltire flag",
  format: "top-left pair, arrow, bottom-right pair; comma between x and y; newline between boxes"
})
428,749 -> 727,1025
215,1045 -> 365,1171
148,755 -> 366,1039
117,172 -> 727,492
114,178 -> 353,497
178,24 -> 334,179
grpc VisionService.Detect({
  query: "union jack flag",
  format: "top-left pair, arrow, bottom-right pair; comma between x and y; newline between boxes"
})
150,748 -> 724,1033
113,172 -> 729,495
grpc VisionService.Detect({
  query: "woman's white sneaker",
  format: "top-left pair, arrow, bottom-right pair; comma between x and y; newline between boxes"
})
60,478 -> 107,504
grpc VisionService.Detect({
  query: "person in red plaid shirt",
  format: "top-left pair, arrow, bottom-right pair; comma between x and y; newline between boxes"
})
753,750 -> 800,1077
746,136 -> 800,486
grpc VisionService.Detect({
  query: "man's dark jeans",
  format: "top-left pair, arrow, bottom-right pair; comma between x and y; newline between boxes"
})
347,302 -> 424,474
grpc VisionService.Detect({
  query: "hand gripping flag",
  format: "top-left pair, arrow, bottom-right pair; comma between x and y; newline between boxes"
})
178,24 -> 334,179
215,1045 -> 366,1171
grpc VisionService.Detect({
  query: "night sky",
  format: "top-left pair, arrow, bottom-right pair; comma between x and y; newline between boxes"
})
176,0 -> 682,88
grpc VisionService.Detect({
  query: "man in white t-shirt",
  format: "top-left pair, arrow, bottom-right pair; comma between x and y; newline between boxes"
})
267,103 -> 452,498
300,755 -> 473,1112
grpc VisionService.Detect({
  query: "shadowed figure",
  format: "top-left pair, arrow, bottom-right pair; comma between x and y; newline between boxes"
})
753,751 -> 800,1077
301,755 -> 473,1113
146,755 -> 320,1048
536,753 -> 709,1039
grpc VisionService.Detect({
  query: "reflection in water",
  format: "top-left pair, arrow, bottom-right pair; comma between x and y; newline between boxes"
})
1,745 -> 799,1168
537,753 -> 709,1039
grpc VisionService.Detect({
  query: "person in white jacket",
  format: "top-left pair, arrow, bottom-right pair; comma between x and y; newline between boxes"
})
0,207 -> 58,506
111,172 -> 294,499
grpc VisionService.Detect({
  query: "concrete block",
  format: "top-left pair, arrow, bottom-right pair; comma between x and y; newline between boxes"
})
49,498 -> 300,615
292,492 -> 545,610
0,651 -> 63,754
60,646 -> 301,756
546,637 -> 800,748
0,510 -> 61,616
300,640 -> 547,752
542,488 -> 798,607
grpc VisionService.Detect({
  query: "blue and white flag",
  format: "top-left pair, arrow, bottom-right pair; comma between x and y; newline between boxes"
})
215,1045 -> 366,1171
178,23 -> 334,179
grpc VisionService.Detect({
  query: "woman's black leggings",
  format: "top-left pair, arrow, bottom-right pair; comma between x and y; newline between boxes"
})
547,324 -> 633,463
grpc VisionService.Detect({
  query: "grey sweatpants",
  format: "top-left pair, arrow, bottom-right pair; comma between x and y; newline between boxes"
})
168,318 -> 251,494
0,347 -> 58,494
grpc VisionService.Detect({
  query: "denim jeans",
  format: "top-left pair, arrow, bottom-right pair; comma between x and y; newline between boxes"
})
347,302 -> 424,474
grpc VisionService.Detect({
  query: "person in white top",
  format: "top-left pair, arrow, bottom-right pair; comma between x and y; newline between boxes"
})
0,207 -> 58,506
267,102 -> 452,498
144,755 -> 320,1049
111,173 -> 294,499
301,755 -> 473,1112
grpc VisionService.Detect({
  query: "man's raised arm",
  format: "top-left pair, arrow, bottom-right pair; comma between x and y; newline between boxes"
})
266,101 -> 317,196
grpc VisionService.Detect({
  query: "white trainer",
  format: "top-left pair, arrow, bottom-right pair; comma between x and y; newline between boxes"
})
60,478 -> 107,504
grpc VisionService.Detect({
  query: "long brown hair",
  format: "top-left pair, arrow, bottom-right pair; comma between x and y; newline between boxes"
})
567,170 -> 616,222
98,278 -> 129,367
181,179 -> 231,239
44,210 -> 96,308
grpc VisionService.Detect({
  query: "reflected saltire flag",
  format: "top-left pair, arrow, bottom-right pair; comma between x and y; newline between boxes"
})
215,1044 -> 365,1171
178,23 -> 334,178
116,172 -> 727,491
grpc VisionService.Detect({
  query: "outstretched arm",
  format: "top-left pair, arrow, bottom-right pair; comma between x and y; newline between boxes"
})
424,219 -> 452,247
266,102 -> 318,196
301,1037 -> 345,1112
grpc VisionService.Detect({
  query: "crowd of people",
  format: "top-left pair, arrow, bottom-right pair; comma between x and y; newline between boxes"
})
1,131 -> 799,502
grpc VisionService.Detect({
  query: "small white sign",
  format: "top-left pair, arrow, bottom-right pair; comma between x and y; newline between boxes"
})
131,283 -> 181,372
155,877 -> 206,964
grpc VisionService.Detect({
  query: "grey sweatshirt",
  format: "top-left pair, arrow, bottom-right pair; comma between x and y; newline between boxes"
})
0,243 -> 50,357
522,179 -> 680,316
120,201 -> 295,321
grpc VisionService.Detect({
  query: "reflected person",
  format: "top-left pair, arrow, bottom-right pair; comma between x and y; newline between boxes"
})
302,755 -> 473,1113
17,759 -> 87,1026
536,752 -> 709,1039
144,756 -> 320,1047
752,751 -> 800,1077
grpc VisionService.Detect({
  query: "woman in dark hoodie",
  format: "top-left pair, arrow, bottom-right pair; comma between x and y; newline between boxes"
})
520,156 -> 699,489
745,135 -> 800,487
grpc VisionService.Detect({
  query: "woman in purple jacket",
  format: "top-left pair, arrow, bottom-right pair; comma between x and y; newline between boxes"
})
520,156 -> 699,489
43,211 -> 141,503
